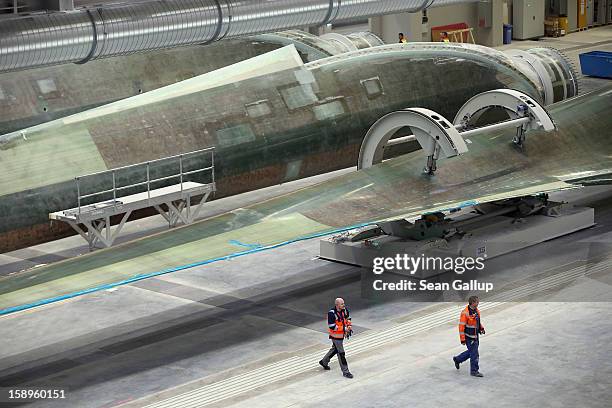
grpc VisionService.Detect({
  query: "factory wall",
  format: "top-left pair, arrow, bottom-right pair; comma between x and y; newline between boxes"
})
369,2 -> 503,46
509,1 -> 580,32
568,0 -> 578,30
425,3 -> 479,40
477,0 -> 504,47
368,12 -> 420,44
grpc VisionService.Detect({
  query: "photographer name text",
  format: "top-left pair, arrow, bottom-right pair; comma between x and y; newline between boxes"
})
372,279 -> 494,292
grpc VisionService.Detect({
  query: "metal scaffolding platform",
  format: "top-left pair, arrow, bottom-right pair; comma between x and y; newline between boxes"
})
50,148 -> 216,250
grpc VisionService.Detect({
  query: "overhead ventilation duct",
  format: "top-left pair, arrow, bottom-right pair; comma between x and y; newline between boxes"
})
0,0 -> 476,72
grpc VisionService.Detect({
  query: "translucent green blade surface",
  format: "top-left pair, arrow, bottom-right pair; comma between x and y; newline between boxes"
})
1,86 -> 611,314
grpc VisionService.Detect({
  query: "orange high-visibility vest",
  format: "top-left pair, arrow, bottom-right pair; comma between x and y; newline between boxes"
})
459,306 -> 483,342
329,309 -> 350,339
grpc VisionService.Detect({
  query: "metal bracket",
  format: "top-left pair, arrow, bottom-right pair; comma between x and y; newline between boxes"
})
453,89 -> 556,148
66,210 -> 133,250
403,108 -> 469,174
358,89 -> 556,175
153,191 -> 211,228
357,108 -> 468,172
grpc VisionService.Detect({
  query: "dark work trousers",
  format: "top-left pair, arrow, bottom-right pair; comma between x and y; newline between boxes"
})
455,337 -> 479,373
321,338 -> 349,374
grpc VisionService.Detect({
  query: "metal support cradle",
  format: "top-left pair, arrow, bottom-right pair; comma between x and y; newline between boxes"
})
358,89 -> 556,173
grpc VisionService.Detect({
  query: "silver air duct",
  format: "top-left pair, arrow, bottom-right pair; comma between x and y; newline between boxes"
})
0,0 -> 475,72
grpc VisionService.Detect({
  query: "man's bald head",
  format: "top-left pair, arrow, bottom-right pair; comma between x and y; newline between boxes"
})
335,298 -> 345,310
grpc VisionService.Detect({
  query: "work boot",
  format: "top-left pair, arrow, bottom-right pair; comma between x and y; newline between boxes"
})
319,360 -> 330,370
471,371 -> 484,377
343,372 -> 354,379
453,357 -> 460,370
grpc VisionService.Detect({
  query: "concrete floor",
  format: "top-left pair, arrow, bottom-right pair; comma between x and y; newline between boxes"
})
224,300 -> 612,408
0,26 -> 611,408
0,185 -> 610,408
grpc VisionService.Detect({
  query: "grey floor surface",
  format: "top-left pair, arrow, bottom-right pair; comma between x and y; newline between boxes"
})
0,185 -> 610,408
224,301 -> 612,408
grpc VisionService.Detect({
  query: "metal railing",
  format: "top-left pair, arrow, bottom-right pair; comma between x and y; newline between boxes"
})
0,1 -> 25,14
75,147 -> 215,215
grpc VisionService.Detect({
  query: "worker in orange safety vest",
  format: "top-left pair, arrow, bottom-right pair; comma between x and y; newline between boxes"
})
453,295 -> 485,377
319,297 -> 354,378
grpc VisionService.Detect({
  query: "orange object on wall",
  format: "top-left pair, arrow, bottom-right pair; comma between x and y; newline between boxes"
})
578,0 -> 587,29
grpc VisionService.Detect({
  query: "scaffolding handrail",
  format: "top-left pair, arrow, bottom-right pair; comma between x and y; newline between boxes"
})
75,147 -> 215,215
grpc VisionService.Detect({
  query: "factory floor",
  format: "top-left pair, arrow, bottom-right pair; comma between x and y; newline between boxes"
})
0,26 -> 611,408
215,301 -> 612,408
1,186 -> 611,408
